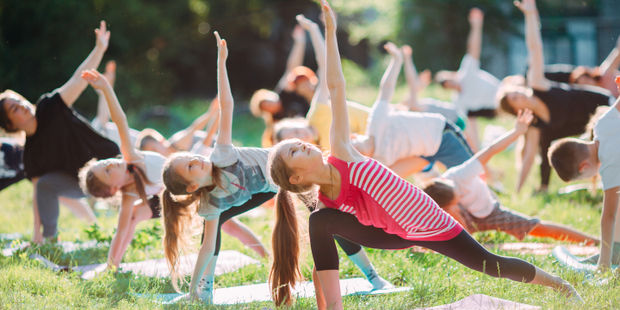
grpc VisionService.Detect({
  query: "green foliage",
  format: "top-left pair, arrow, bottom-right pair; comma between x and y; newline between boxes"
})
84,223 -> 112,244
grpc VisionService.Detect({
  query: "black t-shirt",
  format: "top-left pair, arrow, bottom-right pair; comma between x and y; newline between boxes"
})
543,64 -> 574,84
272,90 -> 310,121
0,141 -> 25,190
23,92 -> 120,179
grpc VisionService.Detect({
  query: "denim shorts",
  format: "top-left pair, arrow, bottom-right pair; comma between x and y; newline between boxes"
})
421,120 -> 473,171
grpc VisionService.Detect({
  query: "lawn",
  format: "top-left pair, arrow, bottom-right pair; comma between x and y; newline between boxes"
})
1,82 -> 618,309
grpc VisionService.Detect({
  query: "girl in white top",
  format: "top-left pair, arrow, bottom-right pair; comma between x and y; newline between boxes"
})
352,43 -> 473,178
79,69 -> 166,269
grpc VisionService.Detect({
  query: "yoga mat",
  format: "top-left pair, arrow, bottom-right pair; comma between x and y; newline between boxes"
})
2,240 -> 103,257
139,277 -> 411,305
418,294 -> 540,310
552,246 -> 618,273
31,250 -> 259,280
558,183 -> 602,195
0,233 -> 23,240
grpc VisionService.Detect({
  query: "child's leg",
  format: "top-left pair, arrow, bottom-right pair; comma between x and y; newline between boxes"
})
110,202 -> 152,266
221,218 -> 268,258
36,172 -> 87,238
426,121 -> 474,170
389,156 -> 430,178
59,197 -> 96,224
529,221 -> 599,245
334,236 -> 393,289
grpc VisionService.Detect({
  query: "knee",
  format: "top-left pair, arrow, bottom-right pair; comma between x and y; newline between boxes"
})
309,209 -> 335,233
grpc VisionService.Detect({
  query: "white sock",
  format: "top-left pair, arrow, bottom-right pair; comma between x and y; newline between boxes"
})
348,250 -> 393,290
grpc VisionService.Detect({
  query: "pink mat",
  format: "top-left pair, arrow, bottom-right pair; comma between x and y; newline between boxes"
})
418,294 -> 539,310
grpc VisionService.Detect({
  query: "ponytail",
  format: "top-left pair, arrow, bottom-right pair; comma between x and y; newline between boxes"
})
127,164 -> 151,207
269,189 -> 301,306
162,189 -> 198,292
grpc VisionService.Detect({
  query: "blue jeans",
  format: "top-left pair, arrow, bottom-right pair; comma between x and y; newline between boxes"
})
422,121 -> 473,171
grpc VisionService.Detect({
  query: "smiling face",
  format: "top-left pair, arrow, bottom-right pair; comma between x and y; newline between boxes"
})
169,154 -> 213,192
90,158 -> 128,194
0,96 -> 35,132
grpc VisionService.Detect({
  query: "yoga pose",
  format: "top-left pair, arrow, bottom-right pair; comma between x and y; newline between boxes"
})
79,69 -> 166,268
496,0 -> 614,193
161,32 -> 389,304
351,42 -> 473,178
435,8 -> 500,152
423,109 -> 598,245
548,77 -> 620,270
267,2 -> 580,308
0,21 -> 119,243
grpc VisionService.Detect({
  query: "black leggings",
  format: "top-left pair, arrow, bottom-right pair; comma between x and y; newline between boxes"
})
205,192 -> 363,256
309,208 -> 536,283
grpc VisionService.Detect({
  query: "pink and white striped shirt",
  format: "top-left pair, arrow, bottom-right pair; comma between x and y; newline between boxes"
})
319,156 -> 462,241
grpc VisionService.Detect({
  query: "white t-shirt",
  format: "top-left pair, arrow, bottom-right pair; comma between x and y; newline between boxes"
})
443,157 -> 495,218
594,105 -> 620,190
367,99 -> 445,166
419,98 -> 462,124
454,54 -> 500,114
197,144 -> 277,220
90,119 -> 139,147
126,151 -> 166,198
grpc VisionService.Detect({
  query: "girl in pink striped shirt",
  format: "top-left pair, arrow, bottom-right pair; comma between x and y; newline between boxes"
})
265,1 -> 580,309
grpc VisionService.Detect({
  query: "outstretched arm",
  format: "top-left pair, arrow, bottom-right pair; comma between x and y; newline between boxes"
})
297,14 -> 329,105
214,32 -> 233,146
58,21 -> 110,107
402,45 -> 420,108
474,109 -> 533,166
598,187 -> 620,270
376,42 -> 403,104
199,99 -> 221,148
466,8 -> 484,61
322,0 -> 362,161
169,98 -> 220,151
515,0 -> 550,90
189,218 -> 219,300
95,61 -> 116,126
599,36 -> 620,78
516,126 -> 540,193
82,70 -> 140,162
276,26 -> 307,91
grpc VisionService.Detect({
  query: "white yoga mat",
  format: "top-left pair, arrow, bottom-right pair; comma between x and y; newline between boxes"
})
0,233 -> 23,240
489,242 -> 599,256
2,240 -> 103,257
552,246 -> 618,273
417,294 -> 540,310
140,277 -> 411,305
31,250 -> 259,280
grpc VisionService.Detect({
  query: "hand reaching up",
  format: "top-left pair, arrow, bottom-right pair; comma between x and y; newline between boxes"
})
321,0 -> 337,33
514,109 -> 534,134
514,0 -> 537,15
296,14 -> 317,31
81,69 -> 110,91
468,8 -> 484,27
384,42 -> 402,61
94,21 -> 110,50
214,31 -> 228,61
103,60 -> 116,87
292,25 -> 306,43
401,45 -> 412,58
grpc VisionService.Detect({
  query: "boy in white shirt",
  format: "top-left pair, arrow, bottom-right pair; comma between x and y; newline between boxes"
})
548,77 -> 620,269
423,110 -> 598,245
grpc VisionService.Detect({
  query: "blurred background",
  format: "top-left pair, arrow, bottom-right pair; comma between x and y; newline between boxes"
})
1,0 -> 618,142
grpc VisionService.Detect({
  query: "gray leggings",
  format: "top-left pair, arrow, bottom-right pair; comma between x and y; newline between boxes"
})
36,172 -> 86,237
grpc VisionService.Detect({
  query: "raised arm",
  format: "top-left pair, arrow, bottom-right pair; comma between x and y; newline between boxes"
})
322,0 -> 362,161
276,26 -> 307,91
599,36 -> 620,78
475,109 -> 533,166
81,70 -> 140,161
214,32 -> 233,146
376,42 -> 403,104
466,8 -> 484,61
515,0 -> 550,90
401,45 -> 420,108
200,99 -> 221,148
94,61 -> 116,127
169,98 -> 220,151
297,14 -> 329,105
57,21 -> 110,107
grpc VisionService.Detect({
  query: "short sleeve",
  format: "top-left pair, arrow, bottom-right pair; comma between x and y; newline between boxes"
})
443,158 -> 484,184
198,198 -> 222,221
34,92 -> 66,126
594,106 -> 620,139
210,143 -> 239,168
457,54 -> 479,79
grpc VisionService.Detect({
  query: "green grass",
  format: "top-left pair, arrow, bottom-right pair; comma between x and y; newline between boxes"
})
1,82 -> 619,309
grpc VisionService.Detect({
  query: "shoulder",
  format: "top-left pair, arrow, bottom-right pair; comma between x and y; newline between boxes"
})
35,91 -> 66,115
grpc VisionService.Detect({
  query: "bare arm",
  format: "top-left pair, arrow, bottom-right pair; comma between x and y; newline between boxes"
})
599,36 -> 620,77
322,0 -> 363,162
169,98 -> 220,151
189,218 -> 219,299
466,8 -> 484,61
516,0 -> 550,90
475,109 -> 533,166
297,14 -> 329,106
214,32 -> 233,146
376,42 -> 403,104
57,21 -> 110,107
401,45 -> 419,108
276,26 -> 306,91
107,195 -> 139,267
598,187 -> 620,270
200,100 -> 221,147
95,61 -> 116,126
516,126 -> 540,193
82,70 -> 140,162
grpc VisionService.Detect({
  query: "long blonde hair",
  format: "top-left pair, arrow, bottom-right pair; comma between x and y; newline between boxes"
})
267,142 -> 317,306
160,153 -> 224,291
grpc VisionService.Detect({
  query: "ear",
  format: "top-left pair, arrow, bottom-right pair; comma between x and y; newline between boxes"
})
289,173 -> 303,185
577,160 -> 590,174
186,183 -> 200,193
